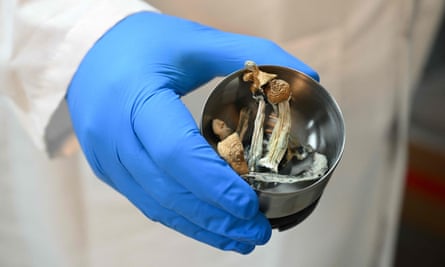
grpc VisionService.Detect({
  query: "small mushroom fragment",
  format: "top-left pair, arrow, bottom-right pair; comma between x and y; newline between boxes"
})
217,133 -> 249,175
243,60 -> 277,95
285,136 -> 304,163
235,107 -> 251,142
212,118 -> 233,140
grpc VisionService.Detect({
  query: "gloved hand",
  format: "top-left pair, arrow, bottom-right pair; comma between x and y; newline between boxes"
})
66,12 -> 319,254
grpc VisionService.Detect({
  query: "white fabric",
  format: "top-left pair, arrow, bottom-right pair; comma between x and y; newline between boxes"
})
0,0 -> 443,266
0,0 -> 158,150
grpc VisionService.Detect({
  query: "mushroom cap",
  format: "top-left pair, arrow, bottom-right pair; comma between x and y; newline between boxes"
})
264,79 -> 291,104
217,133 -> 249,175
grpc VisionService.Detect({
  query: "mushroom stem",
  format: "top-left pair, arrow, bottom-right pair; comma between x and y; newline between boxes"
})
258,100 -> 291,173
236,107 -> 250,142
248,96 -> 266,171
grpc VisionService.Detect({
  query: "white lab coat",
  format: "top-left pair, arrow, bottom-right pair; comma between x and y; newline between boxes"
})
0,0 -> 443,266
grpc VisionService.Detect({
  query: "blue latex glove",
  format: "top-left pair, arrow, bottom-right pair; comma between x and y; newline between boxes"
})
66,12 -> 319,254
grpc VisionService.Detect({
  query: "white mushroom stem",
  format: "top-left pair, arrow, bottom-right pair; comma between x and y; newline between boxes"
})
247,96 -> 266,171
258,100 -> 291,173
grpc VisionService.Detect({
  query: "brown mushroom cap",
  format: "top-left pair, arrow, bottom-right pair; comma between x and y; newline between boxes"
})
264,79 -> 291,104
217,133 -> 249,175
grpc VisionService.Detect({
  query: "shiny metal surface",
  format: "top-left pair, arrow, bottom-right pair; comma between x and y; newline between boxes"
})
201,65 -> 345,219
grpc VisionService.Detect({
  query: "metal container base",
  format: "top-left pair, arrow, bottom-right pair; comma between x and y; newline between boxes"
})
269,197 -> 320,231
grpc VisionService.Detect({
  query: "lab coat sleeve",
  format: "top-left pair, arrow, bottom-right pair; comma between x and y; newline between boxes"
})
0,0 -> 159,155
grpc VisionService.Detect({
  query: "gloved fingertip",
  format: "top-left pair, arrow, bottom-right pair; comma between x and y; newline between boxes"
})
236,192 -> 260,220
244,214 -> 272,246
216,173 -> 260,220
235,243 -> 256,255
256,224 -> 272,245
217,238 -> 255,254
309,70 -> 320,82
296,65 -> 319,82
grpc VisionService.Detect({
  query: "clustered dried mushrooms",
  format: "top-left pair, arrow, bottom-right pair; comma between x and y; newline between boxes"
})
211,61 -> 328,182
212,61 -> 292,175
242,61 -> 293,173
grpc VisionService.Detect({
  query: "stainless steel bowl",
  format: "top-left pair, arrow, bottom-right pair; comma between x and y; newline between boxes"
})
201,65 -> 345,222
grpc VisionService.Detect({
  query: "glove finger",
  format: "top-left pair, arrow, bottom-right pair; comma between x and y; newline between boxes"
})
165,12 -> 319,80
106,158 -> 257,254
132,89 -> 261,220
116,138 -> 271,245
123,12 -> 319,95
182,29 -> 320,84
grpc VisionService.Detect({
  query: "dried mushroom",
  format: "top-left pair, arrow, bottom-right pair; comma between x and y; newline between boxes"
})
235,107 -> 251,142
212,118 -> 233,140
217,133 -> 249,175
210,60 -> 328,182
243,60 -> 277,95
243,62 -> 292,173
264,79 -> 291,104
258,78 -> 292,173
